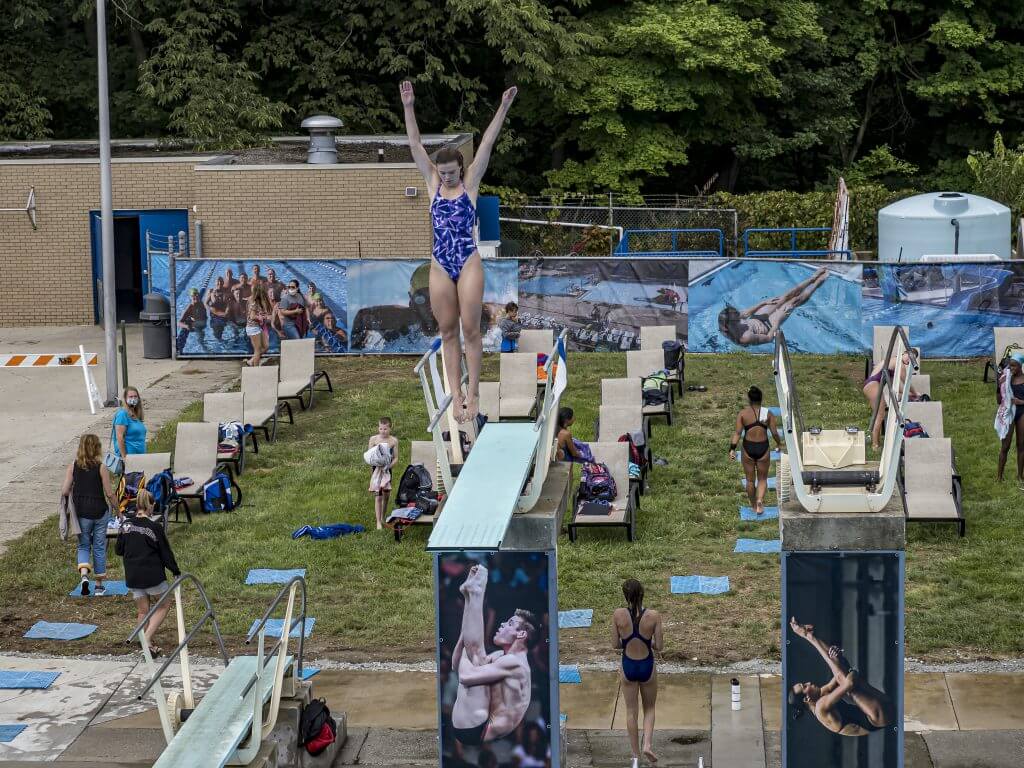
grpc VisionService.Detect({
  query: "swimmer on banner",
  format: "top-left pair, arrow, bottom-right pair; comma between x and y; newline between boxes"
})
401,79 -> 517,422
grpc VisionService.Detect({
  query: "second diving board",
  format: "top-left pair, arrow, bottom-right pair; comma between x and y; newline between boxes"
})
427,422 -> 539,551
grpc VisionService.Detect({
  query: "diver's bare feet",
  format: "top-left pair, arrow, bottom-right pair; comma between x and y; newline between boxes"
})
755,502 -> 764,515
451,391 -> 467,422
459,564 -> 488,598
463,395 -> 479,423
642,745 -> 658,763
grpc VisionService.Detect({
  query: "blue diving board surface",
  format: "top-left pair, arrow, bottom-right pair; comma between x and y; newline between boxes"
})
427,422 -> 539,551
153,655 -> 292,768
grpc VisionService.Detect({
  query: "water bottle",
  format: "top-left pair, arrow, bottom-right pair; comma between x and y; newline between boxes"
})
697,756 -> 705,768
731,677 -> 741,711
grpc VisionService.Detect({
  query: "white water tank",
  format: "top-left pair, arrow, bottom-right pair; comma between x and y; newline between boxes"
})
878,192 -> 1011,262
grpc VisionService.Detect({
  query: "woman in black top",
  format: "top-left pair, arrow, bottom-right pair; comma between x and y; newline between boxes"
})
117,489 -> 180,655
61,434 -> 118,596
730,386 -> 782,515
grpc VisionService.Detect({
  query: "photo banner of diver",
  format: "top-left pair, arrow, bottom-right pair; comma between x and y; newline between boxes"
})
782,552 -> 903,768
173,259 -> 349,356
517,259 -> 687,351
688,260 -> 864,354
436,551 -> 557,768
863,263 -> 1024,357
347,260 -> 518,353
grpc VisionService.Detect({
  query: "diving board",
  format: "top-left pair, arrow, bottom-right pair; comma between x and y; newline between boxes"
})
152,655 -> 292,768
426,422 -> 538,550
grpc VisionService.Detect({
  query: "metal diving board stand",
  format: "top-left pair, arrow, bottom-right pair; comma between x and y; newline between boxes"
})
418,331 -> 569,552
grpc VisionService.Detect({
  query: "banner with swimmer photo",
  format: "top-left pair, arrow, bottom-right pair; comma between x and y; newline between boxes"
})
688,260 -> 865,354
173,259 -> 349,356
346,260 -> 518,354
517,259 -> 687,352
863,264 -> 1024,357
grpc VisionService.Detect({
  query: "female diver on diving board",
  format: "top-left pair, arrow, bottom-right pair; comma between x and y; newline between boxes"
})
401,79 -> 517,422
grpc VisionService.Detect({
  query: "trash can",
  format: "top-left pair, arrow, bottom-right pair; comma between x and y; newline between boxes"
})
139,293 -> 172,359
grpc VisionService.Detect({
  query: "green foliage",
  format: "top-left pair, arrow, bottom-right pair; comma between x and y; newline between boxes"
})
966,133 -> 1024,222
837,146 -> 919,187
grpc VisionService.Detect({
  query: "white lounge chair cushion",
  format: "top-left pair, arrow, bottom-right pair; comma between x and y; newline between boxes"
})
904,493 -> 959,519
500,397 -> 537,417
278,378 -> 311,398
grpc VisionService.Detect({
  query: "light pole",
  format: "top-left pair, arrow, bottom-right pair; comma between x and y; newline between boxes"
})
96,0 -> 119,406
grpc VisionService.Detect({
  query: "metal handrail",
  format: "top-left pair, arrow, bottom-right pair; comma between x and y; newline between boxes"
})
534,330 -> 568,432
868,326 -> 919,444
773,329 -> 805,438
125,573 -> 229,701
240,575 -> 307,697
619,228 -> 725,257
413,338 -> 442,375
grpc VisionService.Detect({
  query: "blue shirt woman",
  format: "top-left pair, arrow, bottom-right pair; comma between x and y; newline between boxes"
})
114,387 -> 147,457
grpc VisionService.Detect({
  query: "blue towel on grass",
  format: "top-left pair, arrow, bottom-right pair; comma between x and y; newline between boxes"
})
23,621 -> 97,641
69,580 -> 129,598
0,671 -> 60,689
245,569 -> 306,585
670,576 -> 730,595
734,538 -> 781,554
558,609 -> 593,629
741,477 -> 776,490
740,506 -> 779,521
248,617 -> 316,639
292,524 -> 364,540
558,665 -> 581,684
0,724 -> 26,743
300,666 -> 320,680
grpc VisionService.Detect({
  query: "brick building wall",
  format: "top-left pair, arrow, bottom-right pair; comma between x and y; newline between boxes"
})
0,136 -> 470,326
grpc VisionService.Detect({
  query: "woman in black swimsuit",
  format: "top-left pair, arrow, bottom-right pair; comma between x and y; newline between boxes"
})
788,617 -> 895,737
718,267 -> 829,346
730,386 -> 782,515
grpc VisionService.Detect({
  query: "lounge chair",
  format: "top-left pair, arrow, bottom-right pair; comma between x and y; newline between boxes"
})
640,325 -> 684,395
899,437 -> 964,537
519,329 -> 553,354
596,404 -> 649,497
600,378 -> 650,434
203,393 -> 258,475
278,339 -> 333,411
479,382 -> 500,422
387,440 -> 441,542
242,366 -> 293,443
904,401 -> 944,439
984,327 -> 1024,382
169,422 -> 240,524
626,349 -> 673,428
499,352 -> 539,419
568,441 -> 636,542
911,374 -> 931,401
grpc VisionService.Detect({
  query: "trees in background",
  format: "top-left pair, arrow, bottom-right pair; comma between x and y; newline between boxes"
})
3,0 -> 1024,196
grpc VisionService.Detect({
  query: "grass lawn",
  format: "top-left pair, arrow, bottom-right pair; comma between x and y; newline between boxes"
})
0,352 -> 1020,663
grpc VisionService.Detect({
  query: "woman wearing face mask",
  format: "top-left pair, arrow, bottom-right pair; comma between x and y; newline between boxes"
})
276,279 -> 308,340
401,79 -> 517,423
113,386 -> 147,458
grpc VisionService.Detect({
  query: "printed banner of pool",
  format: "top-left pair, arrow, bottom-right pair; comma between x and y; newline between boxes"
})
782,552 -> 904,768
518,259 -> 687,351
170,258 -> 1024,358
435,551 -> 559,767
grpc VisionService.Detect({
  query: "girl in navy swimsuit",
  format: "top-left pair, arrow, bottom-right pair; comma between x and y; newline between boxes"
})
401,79 -> 517,423
613,579 -> 663,765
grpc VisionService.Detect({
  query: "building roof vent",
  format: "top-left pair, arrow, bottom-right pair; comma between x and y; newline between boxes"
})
300,115 -> 344,164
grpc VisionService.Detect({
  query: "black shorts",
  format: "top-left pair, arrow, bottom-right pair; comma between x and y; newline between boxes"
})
451,720 -> 487,746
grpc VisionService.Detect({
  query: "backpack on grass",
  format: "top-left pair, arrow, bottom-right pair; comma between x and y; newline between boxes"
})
201,472 -> 238,512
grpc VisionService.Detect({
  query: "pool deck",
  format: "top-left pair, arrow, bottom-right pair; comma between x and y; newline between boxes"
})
1,655 -> 1022,765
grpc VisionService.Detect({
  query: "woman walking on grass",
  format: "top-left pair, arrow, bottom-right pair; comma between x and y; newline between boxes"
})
117,490 -> 180,656
61,434 -> 119,596
612,579 -> 663,765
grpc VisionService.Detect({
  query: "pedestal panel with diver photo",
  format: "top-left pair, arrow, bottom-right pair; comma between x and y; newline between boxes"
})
435,551 -> 558,767
782,551 -> 904,768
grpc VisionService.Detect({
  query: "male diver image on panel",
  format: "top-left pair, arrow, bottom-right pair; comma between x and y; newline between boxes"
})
450,564 -> 536,745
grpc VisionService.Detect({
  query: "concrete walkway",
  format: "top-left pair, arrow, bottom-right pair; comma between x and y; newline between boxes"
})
1,657 -> 1022,765
0,324 -> 238,555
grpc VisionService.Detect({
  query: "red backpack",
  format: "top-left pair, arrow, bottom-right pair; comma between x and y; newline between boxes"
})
618,433 -> 647,469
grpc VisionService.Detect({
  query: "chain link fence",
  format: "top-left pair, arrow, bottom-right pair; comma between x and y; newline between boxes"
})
498,198 -> 740,259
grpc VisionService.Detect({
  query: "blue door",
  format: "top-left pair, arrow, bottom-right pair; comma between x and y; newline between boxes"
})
90,209 -> 188,321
